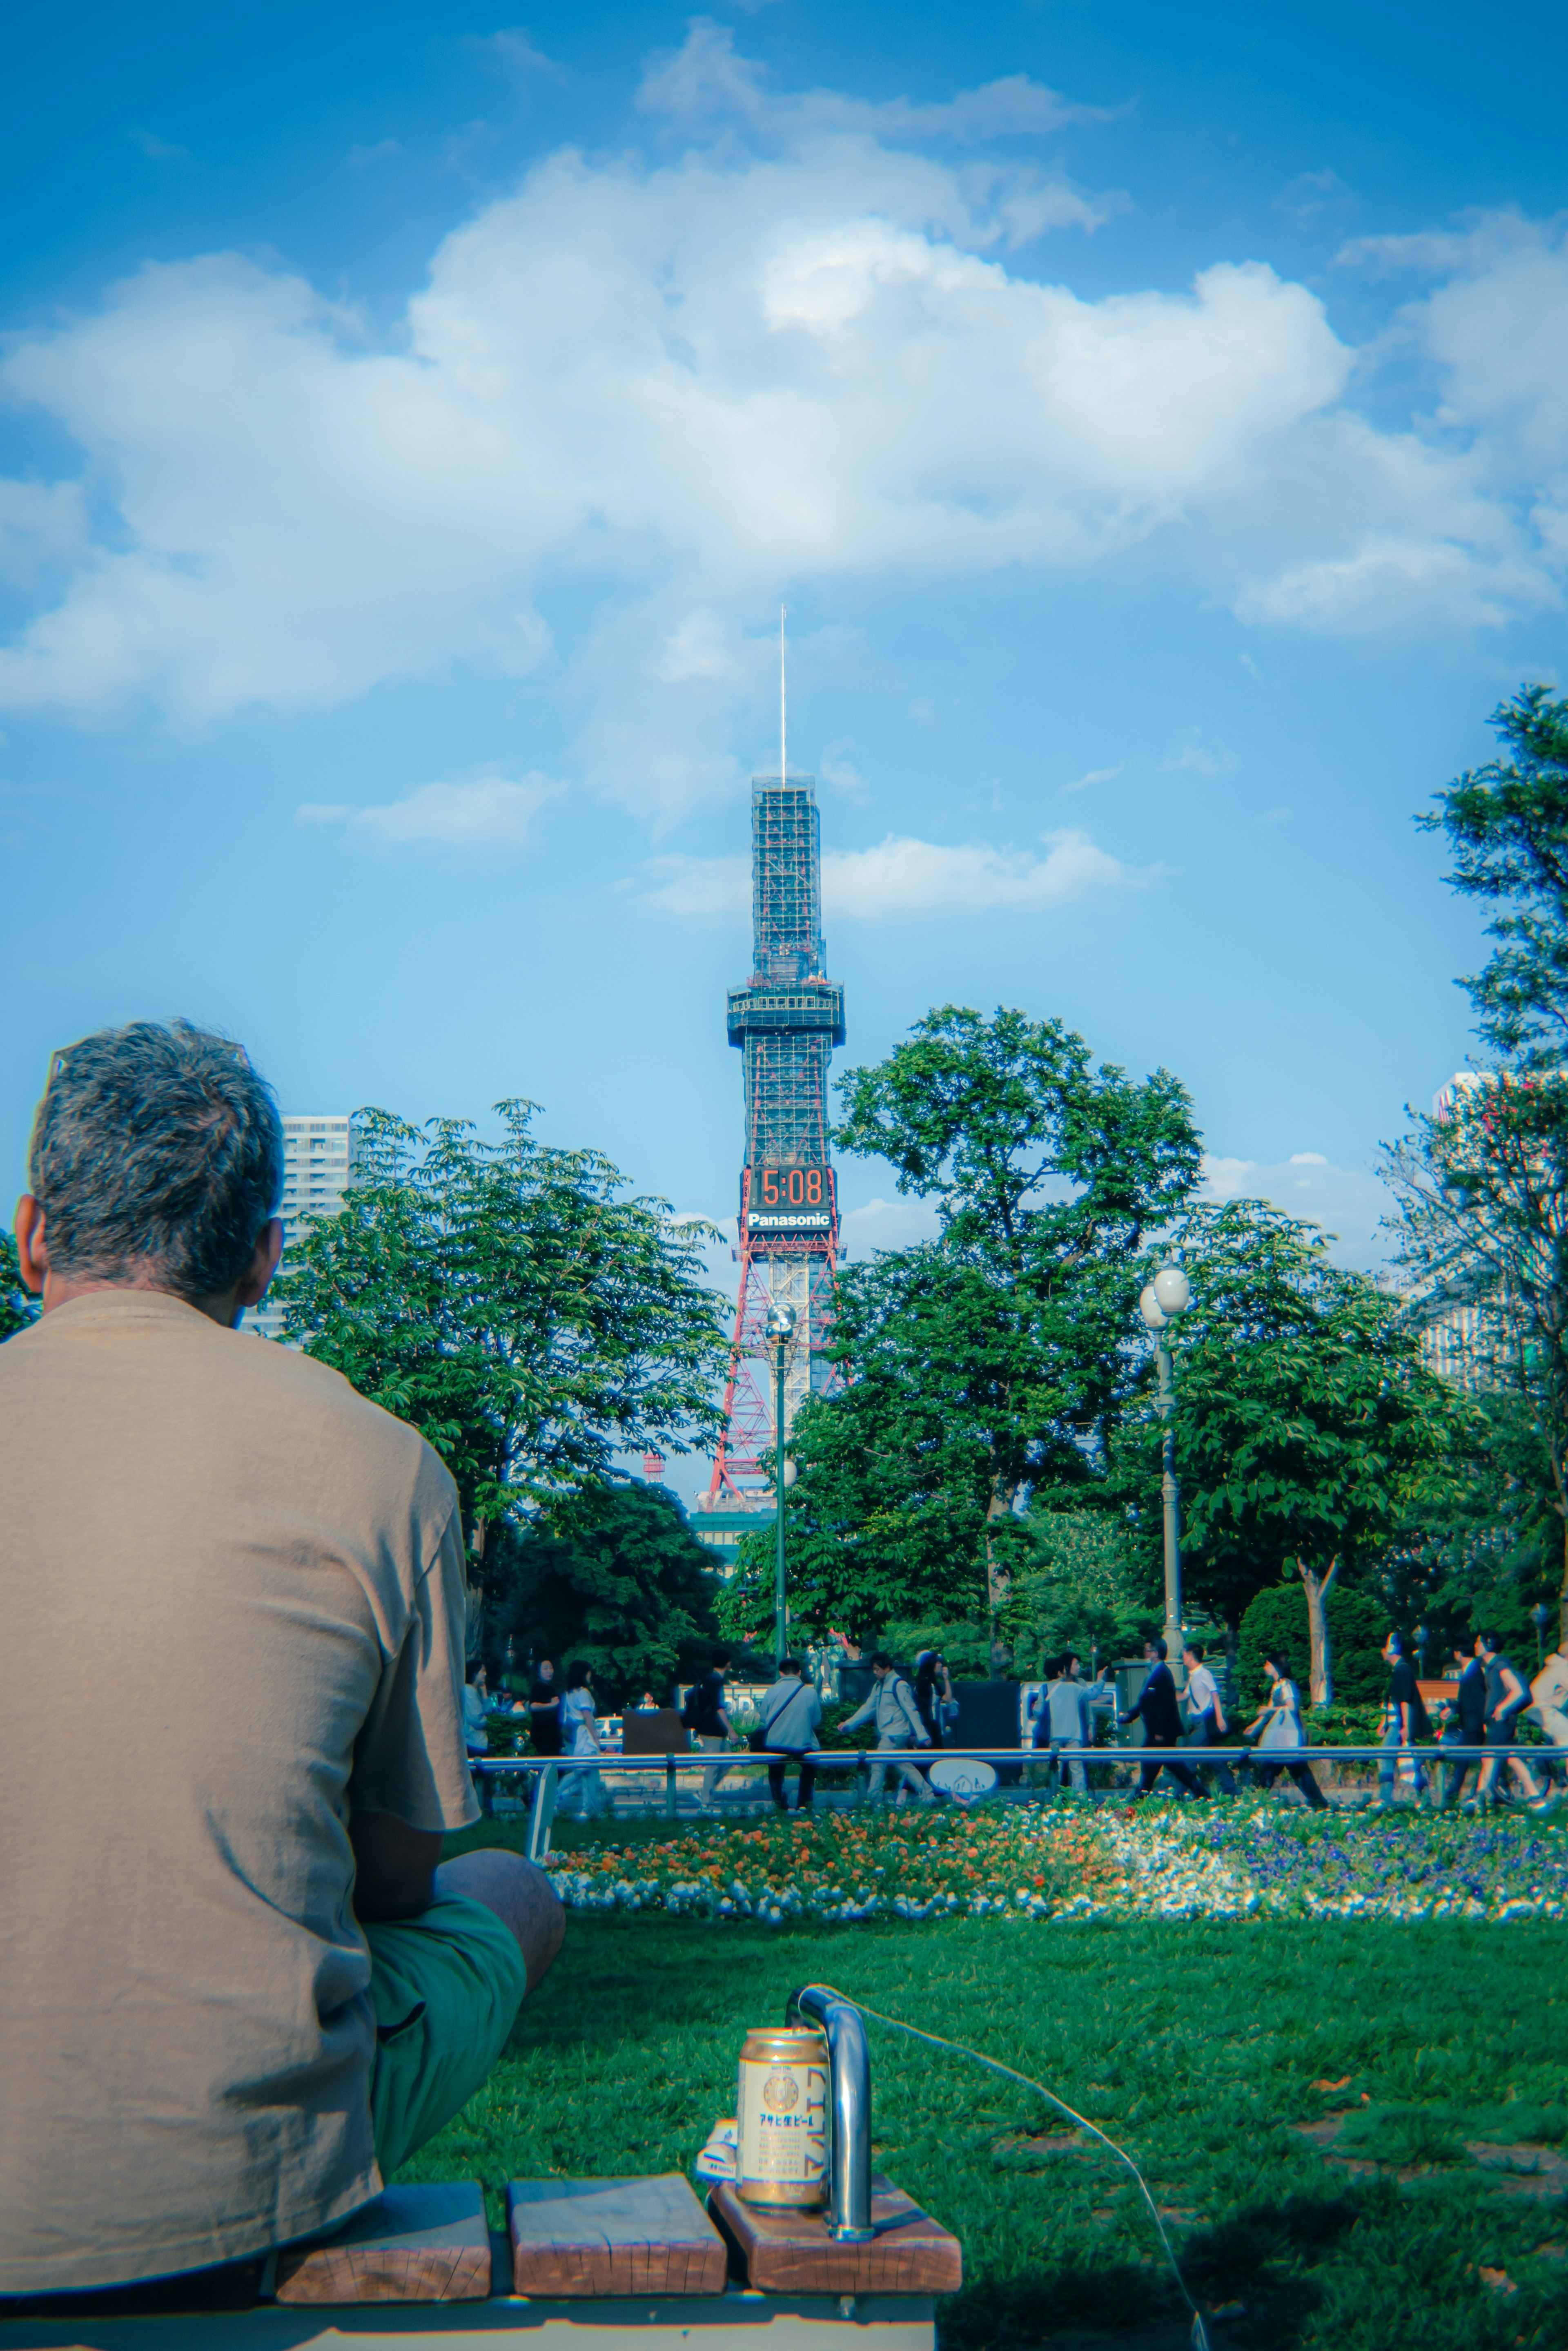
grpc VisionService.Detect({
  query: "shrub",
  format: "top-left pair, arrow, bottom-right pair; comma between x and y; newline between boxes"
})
1237,1582 -> 1389,1706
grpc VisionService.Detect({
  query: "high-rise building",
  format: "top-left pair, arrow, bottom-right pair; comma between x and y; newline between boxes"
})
242,1114 -> 359,1340
696,771 -> 845,1550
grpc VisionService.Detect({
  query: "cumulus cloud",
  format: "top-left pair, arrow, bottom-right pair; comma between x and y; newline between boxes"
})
0,34 -> 1562,786
297,772 -> 562,848
639,828 -> 1134,921
1198,1149 -> 1395,1265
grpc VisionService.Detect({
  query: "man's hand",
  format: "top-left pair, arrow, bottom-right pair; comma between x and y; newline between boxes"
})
349,1809 -> 444,1923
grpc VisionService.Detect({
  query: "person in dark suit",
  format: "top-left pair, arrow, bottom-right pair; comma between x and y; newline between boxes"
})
1124,1637 -> 1207,1805
1439,1641 -> 1488,1808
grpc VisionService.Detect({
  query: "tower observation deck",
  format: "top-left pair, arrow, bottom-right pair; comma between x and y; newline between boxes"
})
707,771 -> 844,1501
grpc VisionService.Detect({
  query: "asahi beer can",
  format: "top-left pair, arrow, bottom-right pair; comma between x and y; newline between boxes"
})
735,2027 -> 830,2208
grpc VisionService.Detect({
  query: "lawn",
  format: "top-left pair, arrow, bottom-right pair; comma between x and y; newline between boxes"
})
416,1818 -> 1568,2351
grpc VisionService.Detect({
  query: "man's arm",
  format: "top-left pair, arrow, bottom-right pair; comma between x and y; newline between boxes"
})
350,1809 -> 445,1923
839,1694 -> 875,1732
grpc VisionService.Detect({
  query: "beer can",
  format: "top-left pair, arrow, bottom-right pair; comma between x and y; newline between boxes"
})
735,2027 -> 830,2208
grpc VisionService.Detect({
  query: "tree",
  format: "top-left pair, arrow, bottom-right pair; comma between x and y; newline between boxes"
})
1383,1071 -> 1568,1646
1,1231 -> 38,1341
1145,1199 -> 1464,1701
273,1104 -> 730,1621
829,1006 -> 1201,1660
1003,1503 -> 1160,1680
498,1482 -> 722,1707
1417,684 -> 1568,1068
1236,1584 -> 1388,1712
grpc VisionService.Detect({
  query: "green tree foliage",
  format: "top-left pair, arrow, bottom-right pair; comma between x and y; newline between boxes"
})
824,1006 -> 1202,1652
272,1104 -> 729,1615
1003,1505 -> 1160,1680
1384,1072 -> 1568,1643
1418,684 -> 1568,1068
1236,1583 -> 1389,1711
1137,1200 -> 1463,1700
0,1230 -> 38,1341
497,1482 -> 721,1708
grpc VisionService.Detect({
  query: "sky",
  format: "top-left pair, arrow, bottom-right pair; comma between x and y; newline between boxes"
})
4,0 -> 1567,1323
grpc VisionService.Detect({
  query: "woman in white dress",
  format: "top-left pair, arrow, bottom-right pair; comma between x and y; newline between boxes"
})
557,1662 -> 608,1819
1242,1650 -> 1328,1811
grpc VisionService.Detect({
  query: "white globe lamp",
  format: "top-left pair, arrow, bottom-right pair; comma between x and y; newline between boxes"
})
1153,1264 -> 1191,1317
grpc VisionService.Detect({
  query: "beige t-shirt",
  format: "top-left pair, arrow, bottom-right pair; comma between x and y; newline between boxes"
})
0,1291 -> 479,2293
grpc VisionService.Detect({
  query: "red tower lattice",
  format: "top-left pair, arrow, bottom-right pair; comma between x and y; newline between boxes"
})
708,771 -> 845,1498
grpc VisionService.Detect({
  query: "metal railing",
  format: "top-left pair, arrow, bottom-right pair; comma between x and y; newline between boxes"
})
469,1742 -> 1568,1859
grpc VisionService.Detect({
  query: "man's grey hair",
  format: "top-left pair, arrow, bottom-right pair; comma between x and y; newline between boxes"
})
29,1021 -> 284,1299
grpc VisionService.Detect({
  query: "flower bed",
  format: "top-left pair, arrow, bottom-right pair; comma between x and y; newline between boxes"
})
543,1801 -> 1568,1925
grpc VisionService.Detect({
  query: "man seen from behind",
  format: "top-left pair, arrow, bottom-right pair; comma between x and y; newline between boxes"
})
0,1022 -> 564,2297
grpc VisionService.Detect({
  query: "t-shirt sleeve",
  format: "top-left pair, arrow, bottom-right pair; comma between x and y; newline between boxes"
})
350,1508 -> 480,1832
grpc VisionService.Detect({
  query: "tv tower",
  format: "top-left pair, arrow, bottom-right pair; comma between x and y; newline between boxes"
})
708,613 -> 845,1500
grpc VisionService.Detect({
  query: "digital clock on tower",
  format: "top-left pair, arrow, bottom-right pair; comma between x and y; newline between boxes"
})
757,1166 -> 830,1210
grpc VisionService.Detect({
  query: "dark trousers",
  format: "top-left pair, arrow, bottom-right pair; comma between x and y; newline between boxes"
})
1441,1729 -> 1480,1807
1190,1711 -> 1238,1794
766,1750 -> 817,1811
1132,1736 -> 1207,1800
1251,1756 -> 1329,1810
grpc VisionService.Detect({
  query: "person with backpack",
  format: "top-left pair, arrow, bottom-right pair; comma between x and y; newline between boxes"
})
755,1660 -> 823,1813
682,1657 -> 735,1809
840,1653 -> 935,1807
1439,1640 -> 1488,1808
1376,1631 -> 1431,1807
1474,1630 -> 1550,1809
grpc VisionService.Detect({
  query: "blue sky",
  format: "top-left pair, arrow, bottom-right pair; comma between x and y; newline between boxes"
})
4,0 -> 1567,1308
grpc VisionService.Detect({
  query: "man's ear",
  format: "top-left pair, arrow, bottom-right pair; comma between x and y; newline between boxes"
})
14,1196 -> 47,1294
234,1218 -> 285,1310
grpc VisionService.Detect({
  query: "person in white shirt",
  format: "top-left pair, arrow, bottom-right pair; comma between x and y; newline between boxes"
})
840,1653 -> 935,1806
556,1662 -> 608,1818
1181,1641 -> 1237,1794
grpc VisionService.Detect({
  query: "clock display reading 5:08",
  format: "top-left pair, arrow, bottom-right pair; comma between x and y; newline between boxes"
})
758,1167 -> 828,1208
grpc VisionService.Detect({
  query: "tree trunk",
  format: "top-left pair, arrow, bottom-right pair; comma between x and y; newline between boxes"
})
1296,1555 -> 1340,1706
1561,1515 -> 1568,1656
983,1483 -> 1015,1679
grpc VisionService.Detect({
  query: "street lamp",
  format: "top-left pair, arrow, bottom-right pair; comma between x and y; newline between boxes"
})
766,1300 -> 797,1667
1532,1601 -> 1553,1668
1140,1262 -> 1191,1684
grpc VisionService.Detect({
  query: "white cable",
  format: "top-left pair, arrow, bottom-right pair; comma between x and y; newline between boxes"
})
807,1984 -> 1213,2351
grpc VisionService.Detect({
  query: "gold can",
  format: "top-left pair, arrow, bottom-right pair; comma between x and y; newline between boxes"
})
735,2027 -> 830,2208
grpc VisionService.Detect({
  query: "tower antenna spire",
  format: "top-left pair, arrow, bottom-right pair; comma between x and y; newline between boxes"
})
780,603 -> 786,784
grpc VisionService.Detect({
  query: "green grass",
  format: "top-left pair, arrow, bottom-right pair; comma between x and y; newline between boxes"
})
415,1829 -> 1568,2351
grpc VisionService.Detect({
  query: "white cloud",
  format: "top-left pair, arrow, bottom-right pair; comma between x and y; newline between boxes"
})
639,827 -> 1134,921
1159,738 -> 1237,777
0,39 -> 1562,785
639,852 -> 750,920
1060,763 -> 1123,794
297,771 -> 561,848
838,1194 -> 941,1259
1197,1149 -> 1395,1265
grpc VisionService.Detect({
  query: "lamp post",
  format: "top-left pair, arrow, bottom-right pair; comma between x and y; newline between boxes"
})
1532,1601 -> 1553,1669
766,1300 -> 797,1668
1140,1263 -> 1192,1686
1414,1623 -> 1429,1682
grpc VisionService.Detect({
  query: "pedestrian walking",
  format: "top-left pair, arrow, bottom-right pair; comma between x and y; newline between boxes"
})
913,1650 -> 953,1746
682,1655 -> 736,1808
1181,1640 -> 1237,1794
1123,1639 -> 1208,1804
463,1658 -> 494,1817
1474,1631 -> 1548,1809
528,1658 -> 562,1758
1242,1651 -> 1329,1809
1376,1631 -> 1431,1806
755,1658 -> 823,1813
1032,1653 -> 1112,1791
841,1652 -> 935,1806
1439,1641 -> 1487,1807
556,1662 -> 608,1819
